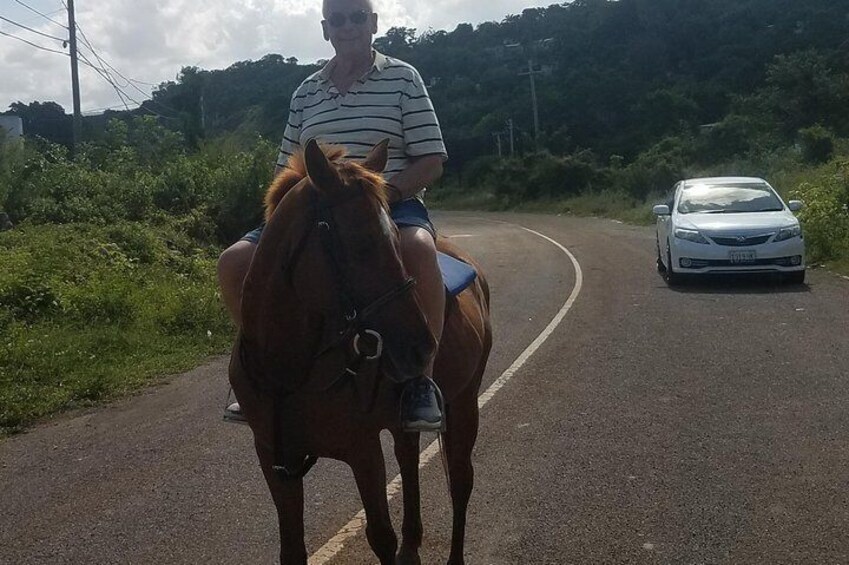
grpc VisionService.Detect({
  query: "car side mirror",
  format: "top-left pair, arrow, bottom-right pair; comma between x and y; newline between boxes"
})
652,204 -> 670,216
787,200 -> 804,212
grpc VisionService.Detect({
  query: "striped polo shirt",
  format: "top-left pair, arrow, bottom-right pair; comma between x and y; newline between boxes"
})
276,50 -> 447,181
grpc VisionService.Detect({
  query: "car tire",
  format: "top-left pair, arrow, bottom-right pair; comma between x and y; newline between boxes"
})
656,241 -> 666,273
664,246 -> 680,286
786,270 -> 806,285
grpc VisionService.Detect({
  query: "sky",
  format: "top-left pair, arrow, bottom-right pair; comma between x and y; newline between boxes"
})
0,0 -> 556,114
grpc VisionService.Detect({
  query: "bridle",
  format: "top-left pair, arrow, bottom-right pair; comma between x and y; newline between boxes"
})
312,192 -> 417,367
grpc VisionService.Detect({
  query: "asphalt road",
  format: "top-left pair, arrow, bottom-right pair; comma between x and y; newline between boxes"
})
2,212 -> 848,564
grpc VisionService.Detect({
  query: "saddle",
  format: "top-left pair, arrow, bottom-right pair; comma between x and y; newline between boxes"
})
438,252 -> 477,297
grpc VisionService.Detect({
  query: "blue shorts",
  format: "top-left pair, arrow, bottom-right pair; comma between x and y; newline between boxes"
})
239,198 -> 435,244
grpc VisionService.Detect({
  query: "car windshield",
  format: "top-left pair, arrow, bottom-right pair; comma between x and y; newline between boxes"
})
677,183 -> 784,214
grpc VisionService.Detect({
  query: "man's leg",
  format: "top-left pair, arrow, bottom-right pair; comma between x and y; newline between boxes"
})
398,226 -> 446,431
218,240 -> 257,421
217,240 -> 257,327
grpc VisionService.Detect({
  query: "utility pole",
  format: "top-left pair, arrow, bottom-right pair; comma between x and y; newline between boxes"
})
66,0 -> 82,156
506,118 -> 515,157
519,59 -> 544,148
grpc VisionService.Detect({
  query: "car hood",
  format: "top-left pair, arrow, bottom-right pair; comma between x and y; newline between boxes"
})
676,211 -> 798,233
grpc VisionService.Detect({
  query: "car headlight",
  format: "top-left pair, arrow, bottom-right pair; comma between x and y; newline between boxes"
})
774,225 -> 802,242
674,228 -> 709,244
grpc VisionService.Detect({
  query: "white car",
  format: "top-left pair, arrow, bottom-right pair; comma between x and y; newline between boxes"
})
653,177 -> 806,284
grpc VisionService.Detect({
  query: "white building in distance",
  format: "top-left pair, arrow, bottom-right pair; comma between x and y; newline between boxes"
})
0,115 -> 24,142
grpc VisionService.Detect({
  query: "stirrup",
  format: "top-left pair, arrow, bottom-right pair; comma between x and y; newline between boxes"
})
401,377 -> 446,433
223,396 -> 248,425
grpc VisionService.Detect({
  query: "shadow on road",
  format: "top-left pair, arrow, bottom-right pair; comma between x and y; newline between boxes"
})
660,272 -> 811,295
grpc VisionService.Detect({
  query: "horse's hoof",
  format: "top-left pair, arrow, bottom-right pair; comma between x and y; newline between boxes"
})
396,547 -> 421,565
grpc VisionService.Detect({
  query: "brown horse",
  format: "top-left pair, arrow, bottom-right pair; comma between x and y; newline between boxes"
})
229,139 -> 492,565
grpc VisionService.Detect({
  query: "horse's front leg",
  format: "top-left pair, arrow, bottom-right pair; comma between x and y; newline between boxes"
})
393,430 -> 423,565
351,437 -> 398,565
256,442 -> 308,565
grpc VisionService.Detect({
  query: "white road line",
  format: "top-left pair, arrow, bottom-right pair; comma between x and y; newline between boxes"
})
308,223 -> 584,565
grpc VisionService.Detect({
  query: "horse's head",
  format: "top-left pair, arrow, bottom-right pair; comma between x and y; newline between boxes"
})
245,139 -> 435,384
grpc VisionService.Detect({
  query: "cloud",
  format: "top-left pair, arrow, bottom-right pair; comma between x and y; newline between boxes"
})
0,0 -> 557,113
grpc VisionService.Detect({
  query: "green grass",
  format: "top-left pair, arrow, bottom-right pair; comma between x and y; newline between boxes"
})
823,258 -> 849,277
0,222 -> 234,435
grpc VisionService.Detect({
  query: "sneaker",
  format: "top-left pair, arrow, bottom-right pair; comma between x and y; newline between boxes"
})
223,401 -> 248,424
400,377 -> 444,432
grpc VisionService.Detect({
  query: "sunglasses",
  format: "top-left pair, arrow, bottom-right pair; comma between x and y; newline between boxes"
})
325,10 -> 372,28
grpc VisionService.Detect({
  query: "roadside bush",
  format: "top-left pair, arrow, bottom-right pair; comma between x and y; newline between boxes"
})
0,129 -> 27,212
798,125 -> 835,164
616,137 -> 690,198
205,138 -> 276,243
0,275 -> 63,323
104,222 -> 167,264
791,159 -> 849,263
63,276 -> 136,326
469,151 -> 606,204
695,114 -> 758,164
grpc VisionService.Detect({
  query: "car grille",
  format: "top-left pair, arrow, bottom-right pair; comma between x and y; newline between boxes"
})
710,234 -> 774,246
681,256 -> 801,268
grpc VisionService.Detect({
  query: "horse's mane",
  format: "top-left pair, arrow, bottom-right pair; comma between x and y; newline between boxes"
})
264,145 -> 388,222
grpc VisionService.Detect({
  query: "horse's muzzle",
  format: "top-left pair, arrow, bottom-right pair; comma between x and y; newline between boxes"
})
383,335 -> 434,383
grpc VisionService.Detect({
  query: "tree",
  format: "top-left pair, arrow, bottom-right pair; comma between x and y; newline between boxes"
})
373,27 -> 417,56
761,50 -> 849,137
6,101 -> 72,147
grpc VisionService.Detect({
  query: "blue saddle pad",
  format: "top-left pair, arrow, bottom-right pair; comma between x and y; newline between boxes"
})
438,252 -> 477,297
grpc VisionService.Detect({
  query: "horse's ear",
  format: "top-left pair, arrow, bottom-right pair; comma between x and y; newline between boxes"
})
304,139 -> 341,192
361,139 -> 389,173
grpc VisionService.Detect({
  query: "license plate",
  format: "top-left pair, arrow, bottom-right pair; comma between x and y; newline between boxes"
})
730,250 -> 756,264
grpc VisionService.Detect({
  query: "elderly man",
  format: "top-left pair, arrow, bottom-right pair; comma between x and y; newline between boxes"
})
218,0 -> 447,431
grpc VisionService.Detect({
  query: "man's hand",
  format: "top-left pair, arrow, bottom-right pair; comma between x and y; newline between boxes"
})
384,154 -> 444,204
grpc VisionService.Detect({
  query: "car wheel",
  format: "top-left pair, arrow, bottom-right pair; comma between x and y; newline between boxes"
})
656,241 -> 666,273
786,270 -> 806,285
664,246 -> 680,286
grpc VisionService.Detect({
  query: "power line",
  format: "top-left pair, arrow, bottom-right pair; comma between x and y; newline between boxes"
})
76,40 -> 130,89
77,50 -> 133,110
82,103 -> 139,115
58,0 -> 176,117
0,28 -> 68,55
0,14 -> 68,42
76,51 -> 181,121
78,34 -> 148,95
72,19 -> 181,118
12,0 -> 68,29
